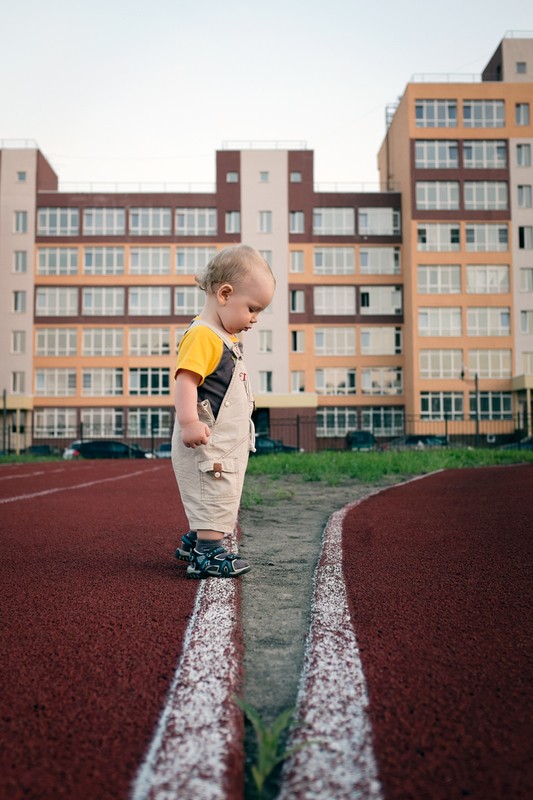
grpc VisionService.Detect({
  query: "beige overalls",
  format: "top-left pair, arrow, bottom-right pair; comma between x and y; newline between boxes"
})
171,320 -> 255,534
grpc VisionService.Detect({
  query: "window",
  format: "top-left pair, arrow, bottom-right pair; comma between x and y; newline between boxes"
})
17,171 -> 26,182
467,307 -> 510,336
11,331 -> 26,355
84,247 -> 125,275
316,406 -> 358,437
466,265 -> 509,294
129,287 -> 171,316
361,407 -> 404,437
466,224 -> 508,252
259,330 -> 273,353
518,185 -> 533,208
81,287 -> 124,316
37,208 -> 79,236
418,308 -> 462,336
291,330 -> 305,353
421,392 -> 463,420
291,371 -> 305,392
14,251 -> 28,273
129,247 -> 171,275
520,268 -> 533,292
420,350 -> 462,379
464,181 -> 508,210
129,328 -> 169,356
313,247 -> 355,275
418,265 -> 461,294
290,250 -> 304,273
175,286 -> 204,316
314,327 -> 356,356
290,289 -> 305,313
37,248 -> 77,275
516,103 -> 530,126
315,368 -> 356,395
313,208 -> 354,235
360,327 -> 402,355
415,99 -> 457,128
128,408 -> 171,437
416,182 -> 459,210
519,226 -> 533,250
258,211 -> 271,233
129,367 -> 170,396
82,408 -> 124,437
83,328 -> 123,356
468,350 -> 512,379
36,288 -> 78,316
463,99 -> 505,128
176,208 -> 216,236
463,140 -> 506,169
360,247 -> 400,275
517,144 -> 532,166
176,247 -> 215,275
35,368 -> 77,397
517,62 -> 527,74
290,211 -> 305,233
14,211 -> 28,233
417,224 -> 460,252
360,286 -> 402,315
130,208 -> 171,236
226,171 -> 238,183
358,208 -> 400,235
314,286 -> 355,315
83,208 -> 125,235
521,310 -> 533,334
290,171 -> 302,183
225,211 -> 241,234
82,368 -> 124,396
259,171 -> 269,183
415,140 -> 458,168
523,353 -> 533,373
470,392 -> 512,420
259,371 -> 273,393
13,291 -> 27,313
361,367 -> 402,396
11,372 -> 26,394
34,408 -> 77,439
37,328 -> 78,356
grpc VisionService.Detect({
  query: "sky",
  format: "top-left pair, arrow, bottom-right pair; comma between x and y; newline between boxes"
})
1,0 -> 532,190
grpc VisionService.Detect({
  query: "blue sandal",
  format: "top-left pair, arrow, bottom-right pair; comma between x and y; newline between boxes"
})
175,531 -> 197,562
186,546 -> 251,578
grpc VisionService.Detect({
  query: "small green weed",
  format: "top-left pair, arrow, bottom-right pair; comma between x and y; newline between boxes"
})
235,697 -> 312,799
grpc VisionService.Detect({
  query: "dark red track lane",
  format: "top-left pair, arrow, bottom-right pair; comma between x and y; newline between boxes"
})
343,465 -> 533,800
0,461 -> 195,800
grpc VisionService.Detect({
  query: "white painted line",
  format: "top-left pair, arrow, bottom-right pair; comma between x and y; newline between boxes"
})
0,467 -> 66,482
278,474 -> 440,800
131,531 -> 242,800
0,465 -> 164,504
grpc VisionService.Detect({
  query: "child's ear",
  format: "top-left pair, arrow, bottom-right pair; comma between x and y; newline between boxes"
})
217,283 -> 233,303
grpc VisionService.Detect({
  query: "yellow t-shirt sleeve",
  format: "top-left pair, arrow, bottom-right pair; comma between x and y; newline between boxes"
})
174,326 -> 224,384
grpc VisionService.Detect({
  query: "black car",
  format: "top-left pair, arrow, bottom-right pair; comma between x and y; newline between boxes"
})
346,431 -> 378,451
74,440 -> 151,459
252,436 -> 298,455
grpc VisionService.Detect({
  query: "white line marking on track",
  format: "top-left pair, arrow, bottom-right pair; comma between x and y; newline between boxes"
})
0,467 -> 66,482
0,466 -> 164,504
131,530 -> 241,800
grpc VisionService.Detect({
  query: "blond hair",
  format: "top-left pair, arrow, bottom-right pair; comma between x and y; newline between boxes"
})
196,245 -> 274,293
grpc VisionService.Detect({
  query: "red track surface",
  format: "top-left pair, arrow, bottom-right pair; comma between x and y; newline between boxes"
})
343,465 -> 533,800
0,461 -> 196,800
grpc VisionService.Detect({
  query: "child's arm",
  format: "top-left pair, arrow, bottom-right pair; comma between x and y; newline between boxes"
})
174,369 -> 211,448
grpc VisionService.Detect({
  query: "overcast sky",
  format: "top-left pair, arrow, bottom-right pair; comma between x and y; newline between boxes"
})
2,0 -> 532,189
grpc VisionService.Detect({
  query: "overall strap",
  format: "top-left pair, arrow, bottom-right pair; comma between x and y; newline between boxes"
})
188,319 -> 242,358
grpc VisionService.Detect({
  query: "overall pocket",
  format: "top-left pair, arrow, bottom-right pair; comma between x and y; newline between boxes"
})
197,458 -> 241,502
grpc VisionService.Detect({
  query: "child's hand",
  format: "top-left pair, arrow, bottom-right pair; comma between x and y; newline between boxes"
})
181,420 -> 210,448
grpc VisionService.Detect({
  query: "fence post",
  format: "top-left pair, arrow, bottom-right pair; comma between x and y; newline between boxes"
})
80,421 -> 84,442
296,415 -> 300,451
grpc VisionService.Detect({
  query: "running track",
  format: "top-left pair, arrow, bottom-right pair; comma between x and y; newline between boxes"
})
1,461 -> 532,799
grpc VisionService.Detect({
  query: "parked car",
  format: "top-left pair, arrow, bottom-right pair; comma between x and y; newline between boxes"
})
251,436 -> 299,455
63,440 -> 82,460
386,434 -> 448,450
346,431 -> 379,451
155,442 -> 172,458
71,440 -> 151,459
501,436 -> 533,451
23,444 -> 60,456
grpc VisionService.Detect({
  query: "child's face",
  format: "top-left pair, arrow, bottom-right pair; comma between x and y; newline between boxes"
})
218,270 -> 275,335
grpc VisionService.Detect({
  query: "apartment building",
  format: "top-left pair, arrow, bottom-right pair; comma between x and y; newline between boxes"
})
0,32 -> 531,452
378,32 -> 533,439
